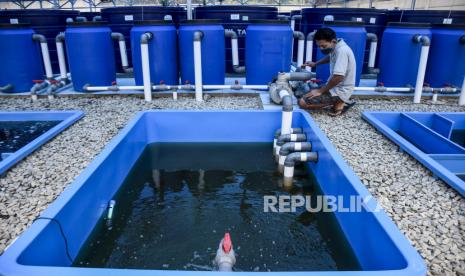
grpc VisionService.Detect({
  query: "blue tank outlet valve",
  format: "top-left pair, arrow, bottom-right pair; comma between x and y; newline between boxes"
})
106,200 -> 116,229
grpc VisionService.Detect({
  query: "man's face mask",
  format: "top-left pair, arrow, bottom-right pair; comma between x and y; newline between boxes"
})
317,39 -> 336,55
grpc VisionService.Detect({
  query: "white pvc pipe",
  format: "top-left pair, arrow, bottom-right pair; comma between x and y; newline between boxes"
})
305,40 -> 313,68
141,42 -> 152,102
279,90 -> 292,136
354,87 -> 412,92
187,0 -> 193,20
432,93 -> 438,103
84,85 -> 143,91
39,42 -> 53,79
86,84 -> 268,91
297,39 -> 305,67
203,85 -> 268,90
83,84 -> 428,93
290,19 -> 295,31
194,39 -> 203,102
459,76 -> 465,106
368,41 -> 377,68
278,154 -> 286,167
56,41 -> 67,80
231,38 -> 239,67
413,45 -> 430,104
119,40 -> 129,69
284,166 -> 294,180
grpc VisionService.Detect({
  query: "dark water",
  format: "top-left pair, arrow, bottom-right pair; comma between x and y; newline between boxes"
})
0,121 -> 60,161
450,129 -> 465,147
73,143 -> 360,272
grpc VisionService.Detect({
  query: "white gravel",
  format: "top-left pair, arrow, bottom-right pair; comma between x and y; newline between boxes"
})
307,98 -> 465,276
0,95 -> 262,254
0,95 -> 464,275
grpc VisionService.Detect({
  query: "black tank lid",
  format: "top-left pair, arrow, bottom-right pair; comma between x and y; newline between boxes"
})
194,5 -> 277,11
387,22 -> 431,28
324,21 -> 365,26
249,19 -> 290,24
0,23 -> 31,28
134,20 -> 174,25
180,19 -> 222,25
432,23 -> 465,29
67,21 -> 109,27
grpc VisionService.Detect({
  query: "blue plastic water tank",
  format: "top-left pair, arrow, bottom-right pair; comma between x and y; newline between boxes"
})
301,8 -> 387,72
425,24 -> 465,88
245,20 -> 293,85
194,5 -> 278,74
131,21 -> 178,86
315,21 -> 366,86
387,10 -> 465,25
101,6 -> 186,72
65,22 -> 116,92
378,22 -> 432,87
178,20 -> 225,85
0,24 -> 44,93
0,9 -> 79,74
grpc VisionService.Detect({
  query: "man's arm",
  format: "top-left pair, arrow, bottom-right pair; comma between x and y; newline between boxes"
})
318,51 -> 349,94
303,55 -> 330,68
315,55 -> 330,66
303,74 -> 344,99
320,74 -> 344,94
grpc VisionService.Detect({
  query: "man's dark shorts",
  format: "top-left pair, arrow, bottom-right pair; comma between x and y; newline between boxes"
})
304,93 -> 341,106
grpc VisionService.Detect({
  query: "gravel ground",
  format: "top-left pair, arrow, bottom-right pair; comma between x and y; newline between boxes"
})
0,95 -> 262,254
308,98 -> 465,276
0,95 -> 464,275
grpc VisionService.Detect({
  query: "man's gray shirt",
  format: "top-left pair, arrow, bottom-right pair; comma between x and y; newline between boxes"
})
328,39 -> 356,103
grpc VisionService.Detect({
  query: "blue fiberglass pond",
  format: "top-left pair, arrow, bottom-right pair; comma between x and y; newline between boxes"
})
0,111 -> 83,175
363,112 -> 465,197
0,110 -> 425,275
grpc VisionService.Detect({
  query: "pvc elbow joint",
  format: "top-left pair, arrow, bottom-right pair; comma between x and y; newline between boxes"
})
233,65 -> 245,74
293,31 -> 305,41
140,32 -> 153,44
0,84 -> 13,92
193,31 -> 204,41
111,32 -> 125,42
123,66 -> 133,73
75,16 -> 87,22
32,34 -> 47,43
366,33 -> 378,42
274,128 -> 303,138
306,31 -> 316,42
277,133 -> 307,146
55,33 -> 65,43
413,35 -> 430,46
224,30 -> 237,39
284,152 -> 318,167
281,95 -> 293,112
279,142 -> 312,156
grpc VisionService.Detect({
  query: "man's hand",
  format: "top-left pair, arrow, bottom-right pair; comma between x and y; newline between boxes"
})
303,88 -> 323,99
301,61 -> 317,68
